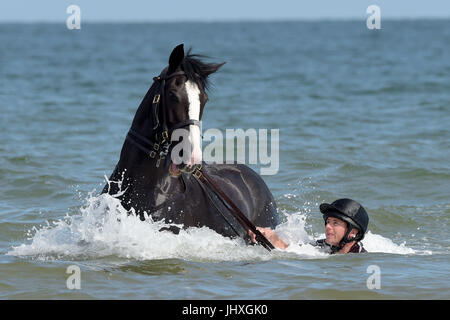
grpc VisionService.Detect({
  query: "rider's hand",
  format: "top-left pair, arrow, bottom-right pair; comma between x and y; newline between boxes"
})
248,227 -> 288,250
248,227 -> 276,243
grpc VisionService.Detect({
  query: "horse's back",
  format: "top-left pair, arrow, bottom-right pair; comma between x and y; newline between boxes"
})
202,163 -> 279,228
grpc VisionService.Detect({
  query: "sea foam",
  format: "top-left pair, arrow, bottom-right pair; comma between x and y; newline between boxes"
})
8,188 -> 419,261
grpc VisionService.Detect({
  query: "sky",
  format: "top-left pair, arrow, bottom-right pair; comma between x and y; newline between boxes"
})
0,0 -> 449,22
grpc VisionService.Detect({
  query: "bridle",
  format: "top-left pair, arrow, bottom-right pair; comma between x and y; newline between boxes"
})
125,67 -> 275,251
126,68 -> 201,168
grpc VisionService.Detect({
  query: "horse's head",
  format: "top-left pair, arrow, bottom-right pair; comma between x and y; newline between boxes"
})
130,44 -> 224,174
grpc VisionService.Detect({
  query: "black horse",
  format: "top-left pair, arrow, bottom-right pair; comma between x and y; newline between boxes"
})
102,44 -> 278,242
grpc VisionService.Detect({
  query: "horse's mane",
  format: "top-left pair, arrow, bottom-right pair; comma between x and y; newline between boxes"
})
181,49 -> 225,92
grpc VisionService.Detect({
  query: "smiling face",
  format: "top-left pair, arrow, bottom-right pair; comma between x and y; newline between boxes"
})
325,216 -> 359,246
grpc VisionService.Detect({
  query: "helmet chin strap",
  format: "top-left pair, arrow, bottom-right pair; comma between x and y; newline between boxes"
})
337,225 -> 354,249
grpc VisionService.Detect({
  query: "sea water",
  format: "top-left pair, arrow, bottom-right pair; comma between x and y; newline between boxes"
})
1,21 -> 449,299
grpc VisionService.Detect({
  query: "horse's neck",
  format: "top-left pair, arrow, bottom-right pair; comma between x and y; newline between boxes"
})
115,142 -> 184,194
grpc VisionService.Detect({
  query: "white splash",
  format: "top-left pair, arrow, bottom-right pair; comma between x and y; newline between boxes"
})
361,231 -> 418,255
8,187 -> 421,261
7,191 -> 274,262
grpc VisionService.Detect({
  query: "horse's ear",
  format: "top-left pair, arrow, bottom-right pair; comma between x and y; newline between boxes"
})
168,44 -> 185,73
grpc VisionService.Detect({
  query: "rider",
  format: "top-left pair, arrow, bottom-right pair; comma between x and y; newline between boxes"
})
251,198 -> 369,254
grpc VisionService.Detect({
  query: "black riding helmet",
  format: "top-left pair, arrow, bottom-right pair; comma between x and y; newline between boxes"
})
320,198 -> 369,248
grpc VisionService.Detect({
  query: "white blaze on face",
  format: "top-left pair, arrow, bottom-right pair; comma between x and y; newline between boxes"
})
185,80 -> 202,165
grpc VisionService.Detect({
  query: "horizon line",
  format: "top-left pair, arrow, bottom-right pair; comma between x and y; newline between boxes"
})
1,16 -> 450,24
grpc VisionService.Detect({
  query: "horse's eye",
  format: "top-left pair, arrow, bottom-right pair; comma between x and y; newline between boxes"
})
168,91 -> 178,101
175,78 -> 184,87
